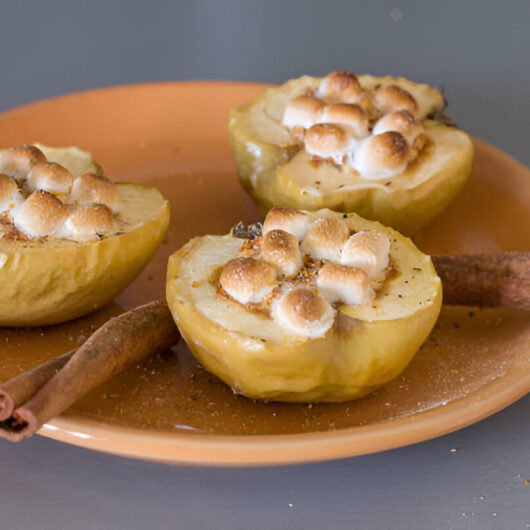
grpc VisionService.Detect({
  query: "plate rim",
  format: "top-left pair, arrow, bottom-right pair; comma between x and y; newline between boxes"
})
41,360 -> 529,466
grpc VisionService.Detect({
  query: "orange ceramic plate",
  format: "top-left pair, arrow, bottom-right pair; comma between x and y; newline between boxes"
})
0,82 -> 528,466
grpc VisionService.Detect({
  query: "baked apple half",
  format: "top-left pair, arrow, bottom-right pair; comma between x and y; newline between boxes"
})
167,208 -> 441,402
229,71 -> 473,235
0,144 -> 169,326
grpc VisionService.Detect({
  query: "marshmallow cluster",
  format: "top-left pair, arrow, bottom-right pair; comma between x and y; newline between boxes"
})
281,70 -> 429,180
0,145 -> 121,241
220,208 -> 391,338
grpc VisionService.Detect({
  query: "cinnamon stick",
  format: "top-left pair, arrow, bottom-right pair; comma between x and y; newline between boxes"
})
0,350 -> 74,421
432,251 -> 530,310
0,300 -> 179,441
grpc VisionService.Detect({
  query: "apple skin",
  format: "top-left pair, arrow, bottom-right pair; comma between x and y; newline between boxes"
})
166,210 -> 442,403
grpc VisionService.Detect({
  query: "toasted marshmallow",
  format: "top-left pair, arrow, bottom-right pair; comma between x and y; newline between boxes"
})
375,85 -> 419,117
318,70 -> 362,104
317,263 -> 375,305
0,145 -> 47,181
26,162 -> 74,194
14,190 -> 69,238
60,204 -> 117,241
317,104 -> 369,138
0,174 -> 19,213
352,131 -> 409,180
220,257 -> 277,305
341,230 -> 390,287
263,207 -> 312,241
372,111 -> 425,147
301,217 -> 350,262
71,173 -> 121,213
262,229 -> 302,277
273,287 -> 335,338
282,96 -> 325,130
304,124 -> 350,164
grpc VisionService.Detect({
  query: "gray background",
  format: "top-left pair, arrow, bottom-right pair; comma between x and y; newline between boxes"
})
1,1 -> 529,529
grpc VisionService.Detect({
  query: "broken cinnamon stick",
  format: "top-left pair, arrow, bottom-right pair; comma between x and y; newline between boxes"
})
0,300 -> 179,441
432,251 -> 530,310
0,350 -> 74,421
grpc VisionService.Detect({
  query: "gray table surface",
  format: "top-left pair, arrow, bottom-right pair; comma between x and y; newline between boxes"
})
1,1 -> 529,529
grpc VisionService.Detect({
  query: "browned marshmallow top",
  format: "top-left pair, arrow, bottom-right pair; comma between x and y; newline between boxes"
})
353,131 -> 409,180
262,229 -> 302,277
341,230 -> 391,287
282,70 -> 432,180
0,145 -> 47,181
304,124 -> 349,163
375,85 -> 419,117
317,70 -> 363,104
15,190 -> 69,238
282,96 -> 326,130
317,263 -> 375,306
0,144 -> 121,241
220,256 -> 277,305
218,208 -> 391,338
62,204 -> 117,240
373,111 -> 419,141
26,162 -> 74,194
317,104 -> 369,138
300,217 -> 350,262
71,173 -> 121,213
273,287 -> 335,339
262,207 -> 312,240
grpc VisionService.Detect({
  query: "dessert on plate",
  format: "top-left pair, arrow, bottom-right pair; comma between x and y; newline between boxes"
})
0,144 -> 169,326
229,70 -> 473,235
167,207 -> 442,402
